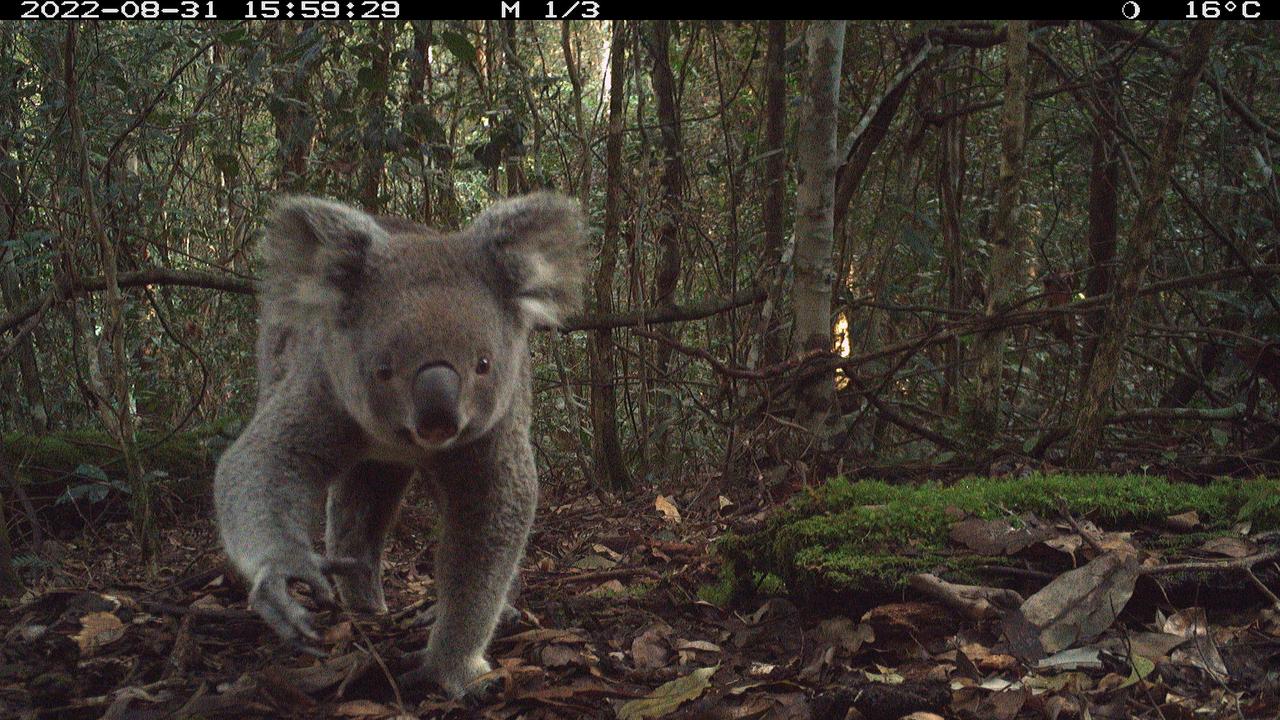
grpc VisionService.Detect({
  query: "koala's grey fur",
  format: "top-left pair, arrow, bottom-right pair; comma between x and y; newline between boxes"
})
214,192 -> 585,697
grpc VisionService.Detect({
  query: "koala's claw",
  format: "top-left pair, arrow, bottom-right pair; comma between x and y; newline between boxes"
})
249,553 -> 362,643
399,651 -> 495,700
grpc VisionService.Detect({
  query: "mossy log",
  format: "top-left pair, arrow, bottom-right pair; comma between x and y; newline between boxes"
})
713,474 -> 1280,608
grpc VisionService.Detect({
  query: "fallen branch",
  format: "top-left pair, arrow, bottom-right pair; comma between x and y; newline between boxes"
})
908,573 -> 1024,620
1142,547 -> 1280,576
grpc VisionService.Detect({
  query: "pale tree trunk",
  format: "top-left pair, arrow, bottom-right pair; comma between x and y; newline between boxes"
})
588,20 -> 630,490
63,25 -> 154,566
791,20 -> 846,440
1066,23 -> 1216,467
969,21 -> 1030,450
747,20 -> 788,373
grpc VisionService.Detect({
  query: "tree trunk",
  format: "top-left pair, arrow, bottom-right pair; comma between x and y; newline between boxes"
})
969,21 -> 1030,450
646,21 -> 685,351
747,20 -> 788,372
1066,23 -> 1216,467
1082,27 -> 1122,369
268,23 -> 320,192
588,21 -> 631,491
63,24 -> 154,567
0,451 -> 21,597
0,27 -> 48,432
791,20 -> 846,440
936,66 -> 969,413
357,23 -> 397,210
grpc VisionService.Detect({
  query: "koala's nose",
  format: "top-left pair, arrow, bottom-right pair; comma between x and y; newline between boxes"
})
412,362 -> 461,444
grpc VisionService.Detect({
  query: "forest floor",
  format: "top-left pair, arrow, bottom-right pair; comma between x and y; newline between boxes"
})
2,472 -> 1279,719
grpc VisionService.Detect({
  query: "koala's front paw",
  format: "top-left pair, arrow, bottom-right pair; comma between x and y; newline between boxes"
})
247,553 -> 363,643
400,650 -> 494,699
333,561 -> 388,614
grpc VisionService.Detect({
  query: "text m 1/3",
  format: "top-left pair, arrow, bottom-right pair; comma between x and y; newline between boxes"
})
499,0 -> 601,17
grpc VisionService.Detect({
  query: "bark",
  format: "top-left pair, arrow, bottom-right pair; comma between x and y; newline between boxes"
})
587,21 -> 630,491
936,67 -> 969,413
63,25 -> 154,566
1082,27 -> 1122,366
1066,23 -> 1216,468
0,33 -> 48,430
0,451 -> 21,597
790,20 -> 846,439
268,23 -> 320,192
746,20 -> 788,371
562,23 -> 592,201
970,21 -> 1030,448
407,21 -> 460,227
357,23 -> 397,210
831,37 -> 932,230
646,20 -> 685,348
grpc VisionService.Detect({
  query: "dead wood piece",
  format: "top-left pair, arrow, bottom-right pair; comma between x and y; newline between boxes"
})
908,573 -> 1023,620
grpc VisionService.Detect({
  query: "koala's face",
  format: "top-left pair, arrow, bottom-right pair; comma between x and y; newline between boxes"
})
260,193 -> 586,451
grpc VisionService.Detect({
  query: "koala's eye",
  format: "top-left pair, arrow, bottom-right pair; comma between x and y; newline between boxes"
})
375,365 -> 394,382
475,357 -> 491,375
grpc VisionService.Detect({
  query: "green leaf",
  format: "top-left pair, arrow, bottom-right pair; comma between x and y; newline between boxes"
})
439,30 -> 477,66
74,464 -> 109,482
1210,427 -> 1229,447
1118,654 -> 1155,689
212,152 -> 240,180
617,666 -> 717,720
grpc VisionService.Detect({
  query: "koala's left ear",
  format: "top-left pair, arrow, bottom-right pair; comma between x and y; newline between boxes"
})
472,192 -> 588,329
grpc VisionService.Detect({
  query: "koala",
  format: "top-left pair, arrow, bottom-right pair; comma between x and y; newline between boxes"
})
213,192 -> 586,698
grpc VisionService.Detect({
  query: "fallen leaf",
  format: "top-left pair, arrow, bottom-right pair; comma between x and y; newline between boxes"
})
73,611 -> 125,655
617,665 -> 716,720
655,495 -> 682,523
1197,535 -> 1257,558
631,624 -> 672,669
323,620 -> 354,644
1034,646 -> 1102,671
814,616 -> 874,655
949,516 -> 1052,556
1163,607 -> 1229,679
1100,631 -> 1186,660
541,643 -> 586,668
1165,510 -> 1200,531
862,665 -> 904,684
1003,551 -> 1140,659
588,579 -> 626,596
573,553 -> 619,570
1117,654 -> 1155,689
334,699 -> 394,717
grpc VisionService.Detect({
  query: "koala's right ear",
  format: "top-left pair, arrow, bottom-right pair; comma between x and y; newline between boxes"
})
259,196 -> 387,317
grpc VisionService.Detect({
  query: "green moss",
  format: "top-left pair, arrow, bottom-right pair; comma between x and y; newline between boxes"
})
4,430 -> 214,482
718,473 -> 1280,606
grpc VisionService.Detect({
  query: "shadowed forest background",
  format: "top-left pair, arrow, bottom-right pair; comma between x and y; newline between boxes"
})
0,18 -> 1279,720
